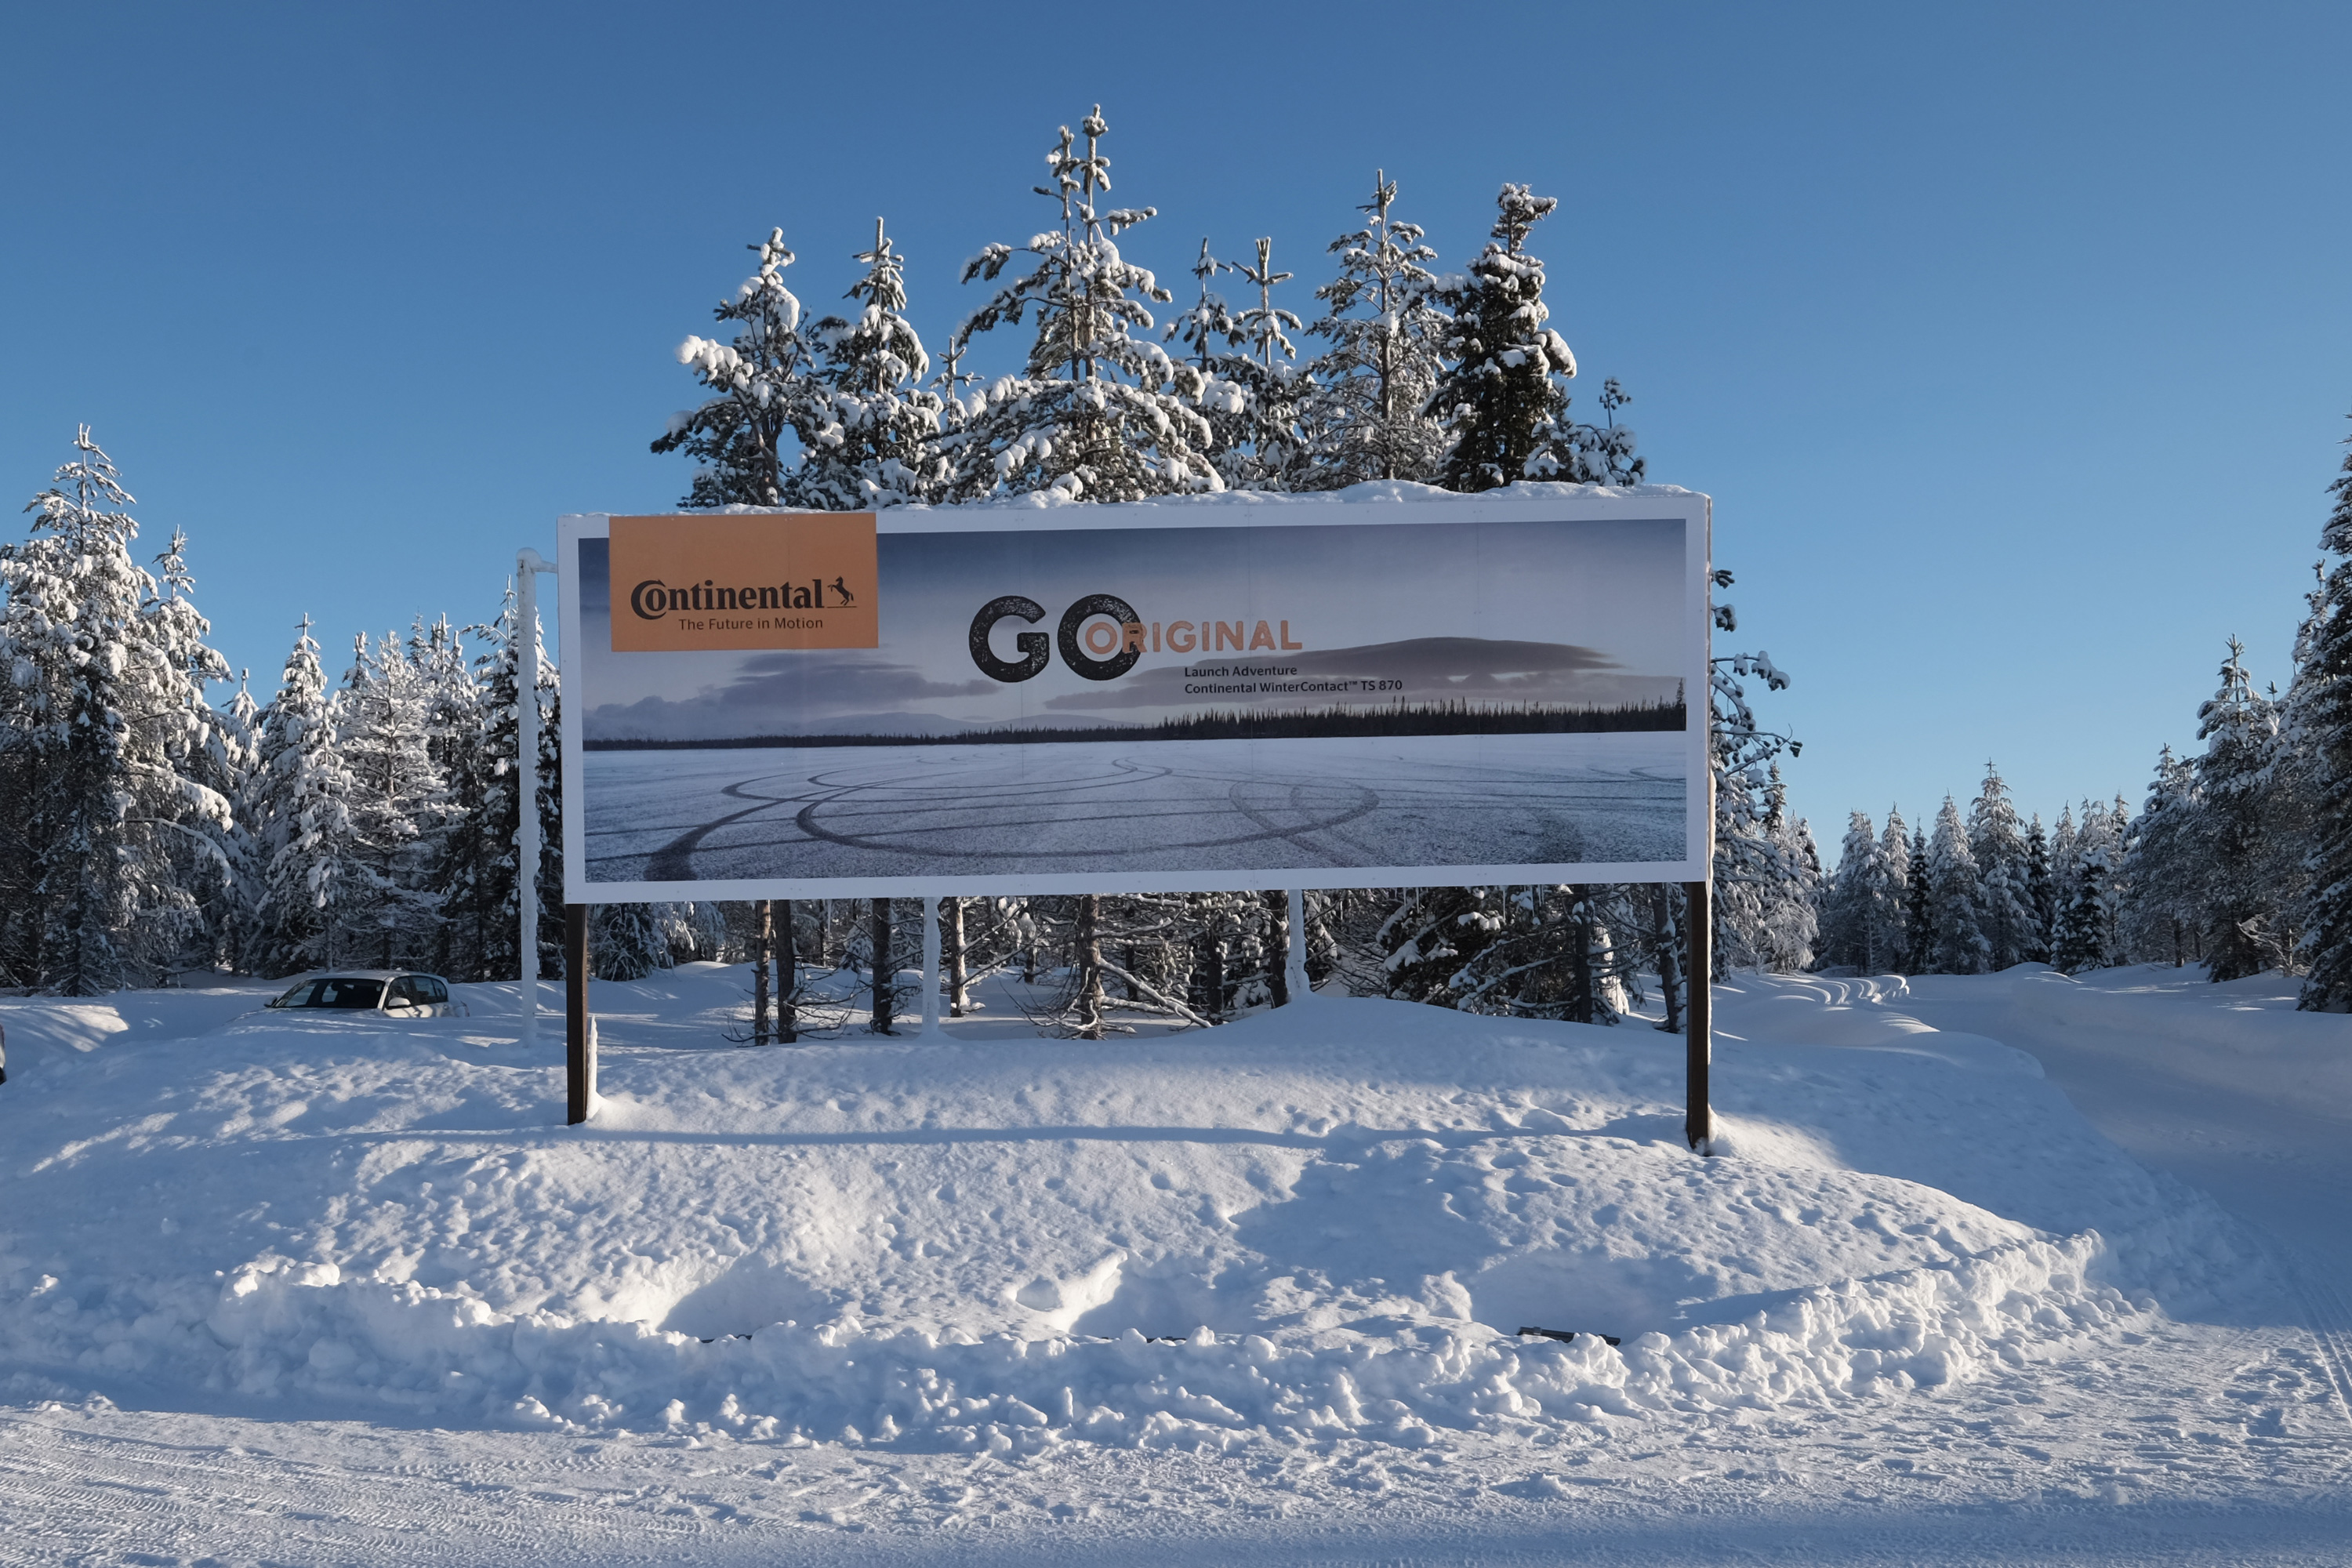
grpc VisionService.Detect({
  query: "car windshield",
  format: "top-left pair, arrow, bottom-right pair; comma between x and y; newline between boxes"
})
274,977 -> 387,1010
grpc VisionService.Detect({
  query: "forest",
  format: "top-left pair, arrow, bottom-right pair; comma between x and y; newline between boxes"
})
5,106 -> 2349,1022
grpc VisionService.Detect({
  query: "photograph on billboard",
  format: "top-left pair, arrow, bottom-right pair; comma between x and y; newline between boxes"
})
557,493 -> 1710,901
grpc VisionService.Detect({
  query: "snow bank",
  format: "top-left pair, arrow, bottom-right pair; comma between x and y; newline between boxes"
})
0,974 -> 2255,1452
182,1229 -> 2129,1454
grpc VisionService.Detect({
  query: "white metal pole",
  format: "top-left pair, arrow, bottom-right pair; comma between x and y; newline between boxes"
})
921,895 -> 942,1036
1287,888 -> 1310,1003
516,548 -> 554,1048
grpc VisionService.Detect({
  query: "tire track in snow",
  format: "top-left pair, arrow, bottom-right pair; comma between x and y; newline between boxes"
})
2248,1225 -> 2352,1430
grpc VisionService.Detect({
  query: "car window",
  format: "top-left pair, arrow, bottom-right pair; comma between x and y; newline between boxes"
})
387,978 -> 419,1006
273,979 -> 324,1008
415,976 -> 449,1004
315,978 -> 387,1009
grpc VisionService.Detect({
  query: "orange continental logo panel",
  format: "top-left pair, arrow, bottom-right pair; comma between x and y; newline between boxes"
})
608,513 -> 878,652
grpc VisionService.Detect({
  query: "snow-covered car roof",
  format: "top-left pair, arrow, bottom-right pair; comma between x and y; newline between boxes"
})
277,970 -> 445,982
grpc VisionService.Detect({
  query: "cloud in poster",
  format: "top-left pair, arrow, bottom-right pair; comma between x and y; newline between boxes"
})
1041,637 -> 1668,713
586,652 -> 997,741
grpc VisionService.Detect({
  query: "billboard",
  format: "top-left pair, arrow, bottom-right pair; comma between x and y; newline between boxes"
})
556,491 -> 1711,902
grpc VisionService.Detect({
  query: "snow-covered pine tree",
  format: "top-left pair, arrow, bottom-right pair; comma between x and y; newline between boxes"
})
797,218 -> 950,508
0,430 -> 238,991
1967,762 -> 2036,971
249,619 -> 362,975
949,107 -> 1219,502
2023,813 -> 2055,963
2121,745 -> 2202,966
338,630 -> 450,967
1926,796 -> 1991,975
1427,185 -> 1577,494
652,227 -> 818,508
1299,171 -> 1450,488
2298,413 -> 2352,1010
2194,637 -> 2284,980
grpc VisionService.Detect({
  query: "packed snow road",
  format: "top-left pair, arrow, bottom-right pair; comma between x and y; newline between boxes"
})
583,732 -> 1686,885
0,964 -> 2346,1564
1889,964 -> 2352,1413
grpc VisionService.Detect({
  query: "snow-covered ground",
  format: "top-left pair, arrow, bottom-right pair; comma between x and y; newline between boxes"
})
584,731 -> 1686,884
1,964 -> 2347,1563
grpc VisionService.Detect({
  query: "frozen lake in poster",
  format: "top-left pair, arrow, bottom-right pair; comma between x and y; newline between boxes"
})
582,731 -> 1686,887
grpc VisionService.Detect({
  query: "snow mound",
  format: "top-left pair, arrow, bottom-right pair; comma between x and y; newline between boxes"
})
0,978 -> 2256,1451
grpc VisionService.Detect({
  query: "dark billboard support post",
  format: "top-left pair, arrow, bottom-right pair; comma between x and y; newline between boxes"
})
565,904 -> 593,1126
1685,880 -> 1712,1153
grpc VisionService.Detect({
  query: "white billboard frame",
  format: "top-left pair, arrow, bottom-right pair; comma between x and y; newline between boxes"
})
557,489 -> 1711,905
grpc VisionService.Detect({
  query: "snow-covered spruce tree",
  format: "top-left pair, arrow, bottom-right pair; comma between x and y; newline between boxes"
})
337,630 -> 452,967
409,616 -> 479,975
1824,811 -> 1893,973
438,586 -> 562,982
1022,892 -> 1219,1036
1166,237 -> 1307,491
2051,800 -> 2121,975
2121,745 -> 2203,966
1214,237 -> 1308,489
2193,637 -> 2286,980
1529,376 -> 1648,488
948,107 -> 1219,502
1705,572 -> 1813,974
2261,568 -> 2328,969
797,218 -> 950,508
140,524 -> 253,975
1164,239 -> 1253,474
1380,884 -> 1648,1022
2298,415 -> 2352,1009
1925,796 -> 1991,975
1426,185 -> 1577,493
216,673 -> 267,973
0,430 -> 238,991
651,227 -> 819,508
2023,814 -> 2056,963
1751,767 -> 1821,971
1968,762 -> 2037,971
1878,806 -> 1914,973
1299,171 -> 1450,488
248,619 -> 362,975
2104,792 -> 2137,962
590,902 -> 671,981
1903,825 -> 1932,971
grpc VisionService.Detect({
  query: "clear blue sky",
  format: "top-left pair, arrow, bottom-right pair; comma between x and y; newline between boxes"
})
5,2 -> 2347,845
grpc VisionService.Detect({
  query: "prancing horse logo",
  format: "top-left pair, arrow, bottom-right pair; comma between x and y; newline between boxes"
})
829,576 -> 856,608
